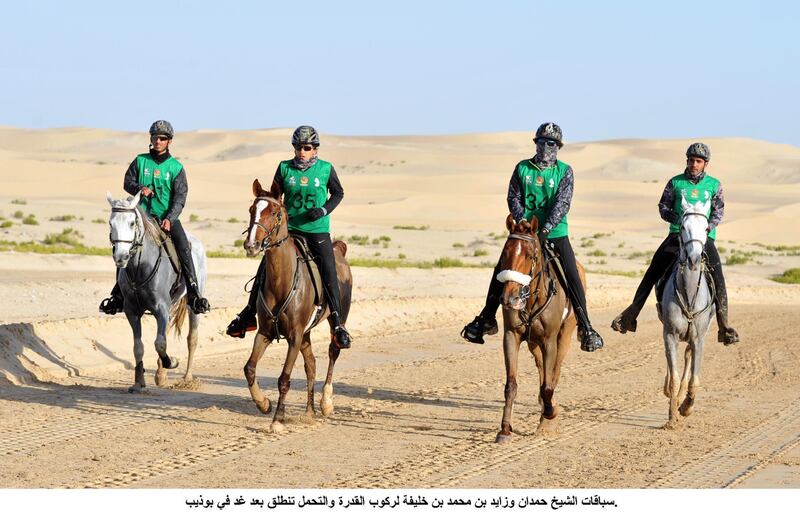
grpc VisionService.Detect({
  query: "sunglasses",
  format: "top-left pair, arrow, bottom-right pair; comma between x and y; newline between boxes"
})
538,139 -> 559,148
294,145 -> 315,152
151,135 -> 170,142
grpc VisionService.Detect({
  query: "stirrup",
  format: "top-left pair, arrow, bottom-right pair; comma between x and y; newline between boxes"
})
610,310 -> 637,334
580,328 -> 604,352
188,296 -> 210,314
99,295 -> 124,315
333,326 -> 351,349
718,327 -> 740,346
226,308 -> 256,338
461,315 -> 498,345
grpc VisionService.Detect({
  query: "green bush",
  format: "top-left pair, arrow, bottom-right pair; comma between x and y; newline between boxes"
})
772,268 -> 800,284
22,215 -> 38,225
726,254 -> 749,265
92,218 -> 105,224
0,221 -> 12,228
227,217 -> 241,223
398,253 -> 406,259
627,251 -> 649,260
473,249 -> 489,257
189,214 -> 200,222
433,257 -> 465,268
49,214 -> 76,222
43,228 -> 84,246
233,238 -> 244,247
10,199 -> 26,205
452,242 -> 464,248
580,239 -> 595,248
587,249 -> 607,257
13,210 -> 24,219
592,232 -> 612,239
393,224 -> 429,231
716,246 -> 727,254
379,235 -> 391,242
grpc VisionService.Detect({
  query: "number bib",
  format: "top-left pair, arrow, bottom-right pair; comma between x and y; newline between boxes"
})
280,159 -> 332,233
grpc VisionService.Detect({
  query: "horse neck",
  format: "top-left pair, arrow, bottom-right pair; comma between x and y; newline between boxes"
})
262,236 -> 298,297
128,212 -> 162,273
526,253 -> 550,309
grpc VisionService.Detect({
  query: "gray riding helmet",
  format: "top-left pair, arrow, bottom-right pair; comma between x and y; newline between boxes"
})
686,142 -> 710,161
149,120 -> 174,139
292,125 -> 320,147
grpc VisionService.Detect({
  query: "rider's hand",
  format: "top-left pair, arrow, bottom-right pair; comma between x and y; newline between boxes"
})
307,208 -> 326,221
141,187 -> 154,198
160,219 -> 171,232
538,227 -> 551,248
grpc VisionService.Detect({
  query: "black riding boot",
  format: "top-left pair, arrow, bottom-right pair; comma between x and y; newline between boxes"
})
611,234 -> 679,334
226,260 -> 263,339
706,245 -> 739,345
170,221 -> 210,314
461,258 -> 502,344
99,279 -> 124,314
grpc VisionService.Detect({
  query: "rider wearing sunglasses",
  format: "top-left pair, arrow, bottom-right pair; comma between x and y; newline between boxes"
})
99,120 -> 211,315
611,143 -> 739,345
226,125 -> 352,349
461,122 -> 605,353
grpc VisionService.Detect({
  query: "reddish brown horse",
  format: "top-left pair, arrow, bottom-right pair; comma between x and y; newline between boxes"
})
494,214 -> 584,443
242,179 -> 353,433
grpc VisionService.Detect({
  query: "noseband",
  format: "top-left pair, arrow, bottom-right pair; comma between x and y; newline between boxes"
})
247,197 -> 290,252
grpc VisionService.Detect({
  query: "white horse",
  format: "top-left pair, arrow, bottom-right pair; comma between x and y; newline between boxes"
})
107,191 -> 206,392
660,195 -> 715,429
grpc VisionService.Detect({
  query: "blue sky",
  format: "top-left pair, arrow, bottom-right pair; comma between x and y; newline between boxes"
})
2,1 -> 798,144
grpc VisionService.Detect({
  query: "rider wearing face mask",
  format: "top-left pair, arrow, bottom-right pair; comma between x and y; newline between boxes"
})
611,143 -> 739,345
461,123 -> 605,353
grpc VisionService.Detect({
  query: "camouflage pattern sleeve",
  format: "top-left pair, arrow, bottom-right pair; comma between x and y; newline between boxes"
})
322,165 -> 344,214
658,179 -> 679,224
507,167 -> 525,223
708,184 -> 725,231
544,166 -> 574,231
269,165 -> 284,199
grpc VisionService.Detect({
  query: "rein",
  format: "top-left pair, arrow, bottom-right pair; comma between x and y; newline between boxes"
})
674,211 -> 715,323
109,206 -> 164,294
245,197 -> 291,252
505,233 -> 558,339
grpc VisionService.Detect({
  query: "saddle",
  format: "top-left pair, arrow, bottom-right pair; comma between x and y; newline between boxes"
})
655,254 -> 716,304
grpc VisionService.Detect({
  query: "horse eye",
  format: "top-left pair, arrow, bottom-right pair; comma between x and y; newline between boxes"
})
129,222 -> 135,228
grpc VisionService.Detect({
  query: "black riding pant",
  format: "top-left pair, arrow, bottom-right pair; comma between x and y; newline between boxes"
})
169,219 -> 199,286
627,233 -> 726,317
480,236 -> 593,329
247,232 -> 343,317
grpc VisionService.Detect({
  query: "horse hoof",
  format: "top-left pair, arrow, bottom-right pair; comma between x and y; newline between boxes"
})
321,385 -> 334,417
164,356 -> 180,370
679,399 -> 694,417
270,421 -> 286,434
128,384 -> 144,394
255,399 -> 272,415
495,432 -> 512,444
662,420 -> 680,431
155,369 -> 167,387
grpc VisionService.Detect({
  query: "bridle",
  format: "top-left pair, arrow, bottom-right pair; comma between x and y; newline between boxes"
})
109,206 -> 143,251
108,205 -> 164,293
246,197 -> 290,252
674,210 -> 715,322
503,232 -> 558,334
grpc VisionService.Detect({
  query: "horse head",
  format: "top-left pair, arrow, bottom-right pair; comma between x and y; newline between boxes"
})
244,179 -> 289,257
679,193 -> 710,270
107,191 -> 142,268
497,214 -> 544,311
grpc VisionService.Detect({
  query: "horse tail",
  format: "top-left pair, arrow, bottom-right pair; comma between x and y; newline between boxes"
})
169,297 -> 188,337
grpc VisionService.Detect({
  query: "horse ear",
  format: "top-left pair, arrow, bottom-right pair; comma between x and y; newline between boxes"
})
106,191 -> 115,207
253,179 -> 262,197
529,215 -> 539,233
130,191 -> 141,208
505,214 -> 516,232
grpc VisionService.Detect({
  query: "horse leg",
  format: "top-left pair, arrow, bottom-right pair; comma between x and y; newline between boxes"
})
677,342 -> 693,411
547,314 -> 576,420
496,331 -> 521,444
299,333 -> 317,421
271,332 -> 303,434
183,311 -> 199,382
529,342 -> 544,409
681,336 -> 704,417
153,304 -> 178,387
663,331 -> 681,429
320,341 -> 342,417
244,331 -> 272,415
538,334 -> 561,429
125,311 -> 146,393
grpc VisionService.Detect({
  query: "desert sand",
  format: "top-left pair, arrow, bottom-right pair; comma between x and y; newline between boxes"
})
1,127 -> 799,488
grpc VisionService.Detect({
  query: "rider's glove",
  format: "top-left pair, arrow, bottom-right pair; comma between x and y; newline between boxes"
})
308,207 -> 326,221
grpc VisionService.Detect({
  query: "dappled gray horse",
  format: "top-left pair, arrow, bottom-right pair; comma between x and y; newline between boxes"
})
660,195 -> 714,429
106,191 -> 206,392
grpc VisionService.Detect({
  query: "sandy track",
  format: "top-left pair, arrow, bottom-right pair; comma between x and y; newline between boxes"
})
1,303 -> 798,489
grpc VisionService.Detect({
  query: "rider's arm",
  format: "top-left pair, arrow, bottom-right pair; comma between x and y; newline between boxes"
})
708,184 -> 725,232
123,158 -> 142,196
322,166 -> 344,215
544,166 -> 574,232
507,167 -> 525,223
658,180 -> 679,224
163,169 -> 188,224
269,166 -> 284,199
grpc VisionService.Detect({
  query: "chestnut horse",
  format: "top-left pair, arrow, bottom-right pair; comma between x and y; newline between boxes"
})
242,179 -> 353,433
494,215 -> 584,443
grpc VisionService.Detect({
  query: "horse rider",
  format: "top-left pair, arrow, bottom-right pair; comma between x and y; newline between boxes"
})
461,122 -> 605,352
226,125 -> 352,349
99,120 -> 211,315
611,142 -> 740,345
